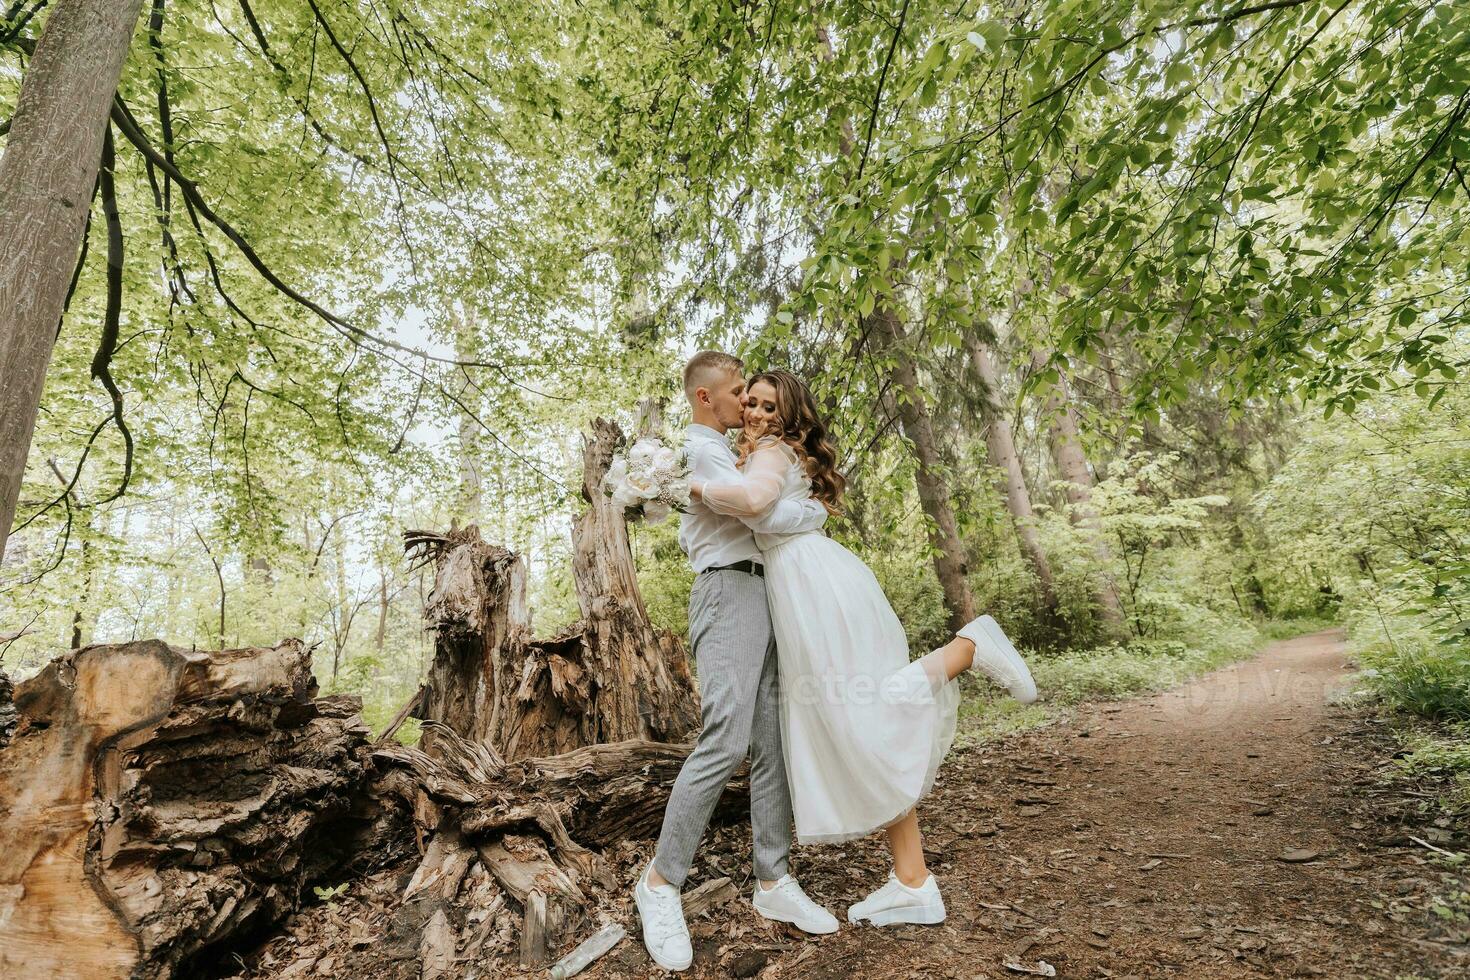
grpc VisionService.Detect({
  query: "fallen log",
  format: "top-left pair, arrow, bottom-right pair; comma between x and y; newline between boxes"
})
0,639 -> 404,980
367,721 -> 751,968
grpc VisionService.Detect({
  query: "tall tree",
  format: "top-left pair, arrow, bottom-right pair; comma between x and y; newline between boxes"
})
0,0 -> 145,561
872,311 -> 976,632
1031,350 -> 1128,632
970,338 -> 1058,612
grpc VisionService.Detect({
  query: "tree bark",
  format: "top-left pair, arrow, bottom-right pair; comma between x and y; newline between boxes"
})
0,0 -> 146,561
451,303 -> 483,528
0,639 -> 390,979
1031,350 -> 1128,633
871,311 -> 977,633
335,723 -> 748,973
971,339 -> 1058,612
569,418 -> 701,740
408,418 -> 700,760
0,639 -> 735,979
376,558 -> 390,652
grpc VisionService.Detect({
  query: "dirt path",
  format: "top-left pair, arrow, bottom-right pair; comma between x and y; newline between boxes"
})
599,629 -> 1464,979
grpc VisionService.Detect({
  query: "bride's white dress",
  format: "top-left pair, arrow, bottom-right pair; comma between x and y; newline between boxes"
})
701,438 -> 960,844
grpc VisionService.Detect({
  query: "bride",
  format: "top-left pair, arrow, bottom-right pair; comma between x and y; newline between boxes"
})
689,368 -> 1038,927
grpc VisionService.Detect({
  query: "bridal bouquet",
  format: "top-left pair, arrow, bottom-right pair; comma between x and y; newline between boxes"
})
603,436 -> 691,525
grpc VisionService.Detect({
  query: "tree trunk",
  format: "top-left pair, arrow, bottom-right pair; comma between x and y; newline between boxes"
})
871,311 -> 976,633
0,0 -> 146,562
376,558 -> 390,652
0,639 -> 390,980
569,418 -> 700,740
452,303 -> 483,528
408,418 -> 700,760
971,339 -> 1058,612
1031,351 -> 1128,633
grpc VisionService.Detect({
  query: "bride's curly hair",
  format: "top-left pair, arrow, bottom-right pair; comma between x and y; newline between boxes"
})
735,369 -> 847,514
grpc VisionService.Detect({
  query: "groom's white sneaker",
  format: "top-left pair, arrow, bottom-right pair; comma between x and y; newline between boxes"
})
635,862 -> 693,971
847,869 -> 947,926
750,873 -> 839,934
958,614 -> 1038,704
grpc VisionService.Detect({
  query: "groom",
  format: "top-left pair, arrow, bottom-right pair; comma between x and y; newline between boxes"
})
634,351 -> 839,971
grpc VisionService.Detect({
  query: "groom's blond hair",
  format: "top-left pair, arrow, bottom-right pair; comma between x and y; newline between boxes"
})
682,351 -> 744,402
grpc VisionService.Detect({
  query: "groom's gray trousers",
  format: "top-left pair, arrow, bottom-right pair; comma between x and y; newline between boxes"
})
651,566 -> 794,887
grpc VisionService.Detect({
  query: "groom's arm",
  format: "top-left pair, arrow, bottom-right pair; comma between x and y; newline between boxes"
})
698,449 -> 828,534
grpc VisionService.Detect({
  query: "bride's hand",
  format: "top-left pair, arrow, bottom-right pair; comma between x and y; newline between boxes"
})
689,479 -> 705,501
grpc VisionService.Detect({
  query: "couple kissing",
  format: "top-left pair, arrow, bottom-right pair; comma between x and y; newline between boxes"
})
635,350 -> 1038,972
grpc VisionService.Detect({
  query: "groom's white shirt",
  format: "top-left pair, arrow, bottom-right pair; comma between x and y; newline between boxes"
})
678,423 -> 827,572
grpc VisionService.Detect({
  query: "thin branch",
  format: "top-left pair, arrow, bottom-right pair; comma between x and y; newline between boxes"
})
106,96 -> 519,372
90,126 -> 135,509
856,0 -> 911,182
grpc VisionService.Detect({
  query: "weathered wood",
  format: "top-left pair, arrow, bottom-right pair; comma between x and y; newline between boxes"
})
418,907 -> 457,980
411,533 -> 533,751
683,876 -> 739,918
0,639 -> 392,979
570,417 -> 701,743
520,889 -> 556,967
359,721 -> 751,966
405,417 -> 699,761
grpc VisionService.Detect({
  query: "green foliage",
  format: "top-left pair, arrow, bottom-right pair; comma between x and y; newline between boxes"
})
2,0 -> 1464,746
1358,629 -> 1470,722
1255,350 -> 1469,719
1032,634 -> 1259,705
312,883 -> 350,909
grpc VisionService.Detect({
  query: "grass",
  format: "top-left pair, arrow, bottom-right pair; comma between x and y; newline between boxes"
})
1388,722 -> 1470,820
1356,637 -> 1470,723
953,617 -> 1333,744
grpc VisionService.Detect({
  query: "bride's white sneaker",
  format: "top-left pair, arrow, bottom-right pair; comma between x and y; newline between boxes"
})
635,862 -> 693,971
847,869 -> 947,926
958,614 -> 1038,704
751,873 -> 839,934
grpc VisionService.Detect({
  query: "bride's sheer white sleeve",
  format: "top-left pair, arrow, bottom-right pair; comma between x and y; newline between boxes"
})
699,443 -> 792,518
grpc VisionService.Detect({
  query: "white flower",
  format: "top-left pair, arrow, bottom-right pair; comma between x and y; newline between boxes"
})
603,457 -> 629,493
604,435 -> 692,521
628,438 -> 660,466
625,466 -> 658,498
660,478 -> 691,508
611,485 -> 642,510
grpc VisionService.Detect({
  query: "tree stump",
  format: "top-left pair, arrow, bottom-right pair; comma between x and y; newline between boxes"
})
406,417 -> 700,760
570,417 -> 700,743
0,639 -> 396,979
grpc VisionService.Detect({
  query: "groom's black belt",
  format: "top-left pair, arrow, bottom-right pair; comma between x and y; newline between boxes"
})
700,560 -> 765,578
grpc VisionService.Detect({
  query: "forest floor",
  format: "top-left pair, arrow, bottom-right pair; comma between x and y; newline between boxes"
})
576,628 -> 1467,979
236,629 -> 1468,979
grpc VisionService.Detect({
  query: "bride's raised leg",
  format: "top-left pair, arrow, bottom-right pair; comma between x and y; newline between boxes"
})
936,636 -> 978,682
930,616 -> 1039,703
